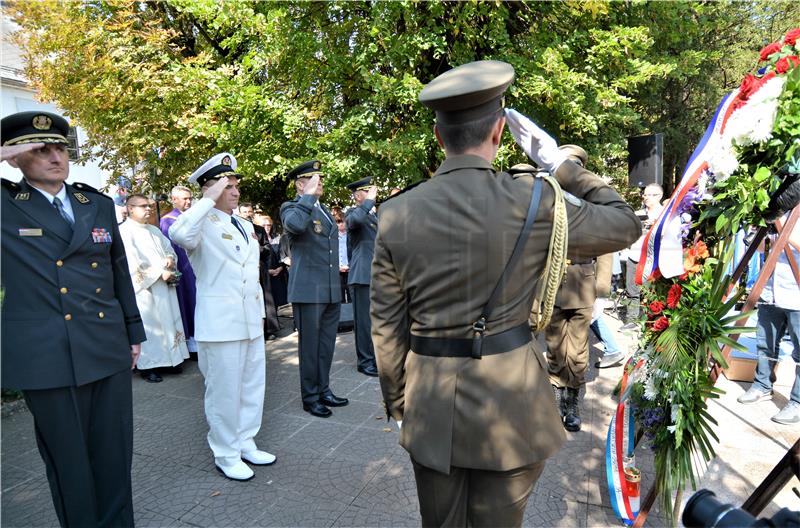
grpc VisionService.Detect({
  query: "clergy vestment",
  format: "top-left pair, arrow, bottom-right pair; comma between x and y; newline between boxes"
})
160,208 -> 198,347
120,220 -> 189,369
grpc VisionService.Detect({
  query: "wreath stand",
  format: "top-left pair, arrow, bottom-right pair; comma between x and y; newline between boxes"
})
631,205 -> 800,527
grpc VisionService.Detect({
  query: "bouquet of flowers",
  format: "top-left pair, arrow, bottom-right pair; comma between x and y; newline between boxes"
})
609,28 -> 800,525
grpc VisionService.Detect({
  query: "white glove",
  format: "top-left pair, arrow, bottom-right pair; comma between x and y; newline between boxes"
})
505,108 -> 567,173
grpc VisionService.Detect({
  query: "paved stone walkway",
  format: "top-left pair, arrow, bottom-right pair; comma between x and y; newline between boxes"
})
1,314 -> 797,527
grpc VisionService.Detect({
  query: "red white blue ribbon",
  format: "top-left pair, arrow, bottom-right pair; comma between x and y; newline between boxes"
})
636,90 -> 740,283
606,359 -> 643,525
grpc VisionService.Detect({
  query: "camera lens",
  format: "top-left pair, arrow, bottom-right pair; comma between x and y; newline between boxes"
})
683,490 -> 757,528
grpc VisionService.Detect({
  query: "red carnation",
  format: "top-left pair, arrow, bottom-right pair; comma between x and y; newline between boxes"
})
760,41 -> 783,61
679,272 -> 689,281
776,55 -> 800,74
667,284 -> 682,309
739,74 -> 758,98
653,316 -> 670,332
649,301 -> 665,315
785,28 -> 800,46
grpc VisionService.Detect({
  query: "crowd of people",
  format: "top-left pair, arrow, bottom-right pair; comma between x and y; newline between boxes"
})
1,56 -> 798,528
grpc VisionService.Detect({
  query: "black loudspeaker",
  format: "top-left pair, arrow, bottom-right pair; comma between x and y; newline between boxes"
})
628,134 -> 663,188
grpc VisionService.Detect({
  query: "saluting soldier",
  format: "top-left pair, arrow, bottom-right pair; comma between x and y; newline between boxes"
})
1,111 -> 145,527
170,153 -> 275,482
544,144 -> 607,432
345,177 -> 379,377
281,161 -> 349,418
371,61 -> 641,527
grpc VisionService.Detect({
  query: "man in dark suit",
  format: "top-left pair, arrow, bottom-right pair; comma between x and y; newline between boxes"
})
280,160 -> 349,418
345,177 -> 379,377
371,61 -> 640,526
1,111 -> 145,527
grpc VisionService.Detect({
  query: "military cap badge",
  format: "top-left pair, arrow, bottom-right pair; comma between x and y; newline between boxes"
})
222,155 -> 232,166
32,114 -> 53,130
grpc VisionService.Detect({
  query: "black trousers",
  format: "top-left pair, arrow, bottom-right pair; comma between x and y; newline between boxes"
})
348,284 -> 376,369
412,458 -> 546,528
23,368 -> 134,528
293,302 -> 340,405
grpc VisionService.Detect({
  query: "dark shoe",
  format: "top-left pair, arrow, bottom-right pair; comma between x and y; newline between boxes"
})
159,365 -> 183,374
140,370 -> 163,383
188,352 -> 199,361
320,394 -> 349,407
552,384 -> 565,418
303,401 -> 332,418
563,388 -> 581,432
595,352 -> 626,369
265,334 -> 278,341
357,364 -> 379,377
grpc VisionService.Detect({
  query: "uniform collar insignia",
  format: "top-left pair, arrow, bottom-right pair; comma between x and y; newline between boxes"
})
73,192 -> 90,204
15,192 -> 30,201
209,214 -> 220,223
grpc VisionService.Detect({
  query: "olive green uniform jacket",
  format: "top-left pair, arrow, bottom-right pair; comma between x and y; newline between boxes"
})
370,155 -> 640,474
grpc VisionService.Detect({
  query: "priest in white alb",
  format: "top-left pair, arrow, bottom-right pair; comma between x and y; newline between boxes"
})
120,193 -> 189,383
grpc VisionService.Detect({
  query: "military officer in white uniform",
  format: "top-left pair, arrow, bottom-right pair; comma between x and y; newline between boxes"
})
170,153 -> 276,481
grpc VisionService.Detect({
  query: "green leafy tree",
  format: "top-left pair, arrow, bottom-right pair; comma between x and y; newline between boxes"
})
7,1 -> 797,216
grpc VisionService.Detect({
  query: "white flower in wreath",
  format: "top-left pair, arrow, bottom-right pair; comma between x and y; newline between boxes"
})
643,373 -> 659,401
671,403 -> 680,422
667,425 -> 677,434
707,143 -> 740,182
728,76 -> 785,146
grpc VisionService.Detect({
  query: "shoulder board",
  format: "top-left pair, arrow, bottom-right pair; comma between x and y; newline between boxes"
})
71,182 -> 112,200
1,178 -> 21,192
380,179 -> 428,204
507,163 -> 541,178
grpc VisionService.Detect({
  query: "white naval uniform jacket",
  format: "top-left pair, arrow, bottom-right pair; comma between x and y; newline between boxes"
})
169,198 -> 265,342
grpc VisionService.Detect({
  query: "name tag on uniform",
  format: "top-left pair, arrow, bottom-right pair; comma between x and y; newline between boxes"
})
222,233 -> 233,240
92,228 -> 112,243
19,228 -> 43,237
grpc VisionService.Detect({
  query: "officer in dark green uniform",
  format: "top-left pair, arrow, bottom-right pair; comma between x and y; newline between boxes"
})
280,160 -> 349,418
345,176 -> 379,377
1,111 -> 145,527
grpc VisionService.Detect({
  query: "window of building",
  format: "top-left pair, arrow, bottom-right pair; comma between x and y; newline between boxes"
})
66,127 -> 80,161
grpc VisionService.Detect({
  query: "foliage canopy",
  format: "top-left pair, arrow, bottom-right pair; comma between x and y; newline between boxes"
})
6,0 -> 800,213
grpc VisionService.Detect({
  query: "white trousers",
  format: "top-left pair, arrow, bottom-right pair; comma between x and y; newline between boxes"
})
198,337 -> 266,463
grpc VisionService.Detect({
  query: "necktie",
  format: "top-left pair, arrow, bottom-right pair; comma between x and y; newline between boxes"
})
231,216 -> 249,244
53,197 -> 74,227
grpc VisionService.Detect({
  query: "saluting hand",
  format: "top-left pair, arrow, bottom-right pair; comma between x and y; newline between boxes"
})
203,176 -> 229,202
0,142 -> 45,162
366,185 -> 378,201
303,174 -> 320,196
505,109 -> 567,174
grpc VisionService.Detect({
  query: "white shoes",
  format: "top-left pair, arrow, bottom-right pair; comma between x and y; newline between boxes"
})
215,458 -> 254,481
242,449 -> 277,466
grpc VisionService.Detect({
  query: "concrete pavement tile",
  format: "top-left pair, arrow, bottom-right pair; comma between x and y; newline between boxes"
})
133,393 -> 200,424
177,475 -> 280,527
133,458 -> 234,519
344,379 -> 383,404
332,424 -> 406,464
256,488 -> 349,527
324,399 -> 383,428
523,495 -> 588,527
327,375 -> 371,400
1,461 -> 38,492
262,450 -> 386,504
535,439 -> 594,504
264,388 -> 300,412
133,412 -> 210,464
0,476 -> 60,527
274,419 -> 354,457
351,454 -> 419,517
0,410 -> 35,458
134,508 -> 186,527
1,447 -> 45,485
333,503 -> 420,528
256,411 -> 312,449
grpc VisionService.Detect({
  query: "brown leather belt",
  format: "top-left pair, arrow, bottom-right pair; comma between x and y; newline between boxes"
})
410,323 -> 532,359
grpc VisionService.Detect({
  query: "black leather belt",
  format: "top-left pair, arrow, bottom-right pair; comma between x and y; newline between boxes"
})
410,323 -> 532,359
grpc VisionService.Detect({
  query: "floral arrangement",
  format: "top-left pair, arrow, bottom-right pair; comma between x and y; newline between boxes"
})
616,28 -> 800,524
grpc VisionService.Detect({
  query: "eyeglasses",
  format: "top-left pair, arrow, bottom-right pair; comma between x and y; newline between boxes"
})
129,204 -> 153,209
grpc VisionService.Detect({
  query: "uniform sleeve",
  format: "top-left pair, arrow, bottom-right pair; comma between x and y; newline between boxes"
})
595,253 -> 614,297
345,199 -> 375,231
110,216 -> 146,345
280,195 -> 317,235
169,197 -> 215,251
370,207 -> 410,422
554,161 -> 641,262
